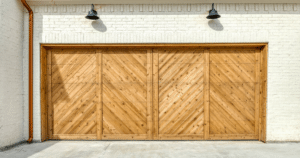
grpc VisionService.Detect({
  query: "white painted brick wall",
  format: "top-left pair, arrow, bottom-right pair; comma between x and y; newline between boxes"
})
0,0 -> 24,148
22,3 -> 300,142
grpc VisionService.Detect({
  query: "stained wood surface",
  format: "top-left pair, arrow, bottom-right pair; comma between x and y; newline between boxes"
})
50,49 -> 97,137
102,48 -> 150,139
96,50 -> 102,140
259,45 -> 268,142
44,46 -> 266,141
40,46 -> 47,141
204,50 -> 210,139
209,50 -> 257,136
42,43 -> 267,50
47,50 -> 53,139
156,48 -> 205,137
153,51 -> 159,140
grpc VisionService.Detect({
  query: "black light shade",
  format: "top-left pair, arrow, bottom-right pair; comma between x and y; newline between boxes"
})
207,3 -> 221,19
86,4 -> 99,20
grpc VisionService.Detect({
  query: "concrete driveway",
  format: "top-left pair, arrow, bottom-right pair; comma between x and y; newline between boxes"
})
0,141 -> 299,158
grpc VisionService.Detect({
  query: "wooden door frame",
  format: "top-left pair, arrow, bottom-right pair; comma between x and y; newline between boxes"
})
40,43 -> 268,142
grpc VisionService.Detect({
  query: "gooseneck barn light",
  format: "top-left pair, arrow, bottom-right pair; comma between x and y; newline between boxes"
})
207,3 -> 221,19
86,4 -> 99,20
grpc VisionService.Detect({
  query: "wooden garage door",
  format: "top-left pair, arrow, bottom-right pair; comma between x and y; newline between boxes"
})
45,46 -> 265,141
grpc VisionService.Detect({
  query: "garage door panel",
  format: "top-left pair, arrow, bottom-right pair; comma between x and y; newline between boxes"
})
209,49 -> 258,136
157,48 -> 205,137
48,49 -> 98,138
102,48 -> 151,138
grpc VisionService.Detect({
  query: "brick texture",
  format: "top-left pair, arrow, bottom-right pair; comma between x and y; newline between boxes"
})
20,3 -> 300,142
0,0 -> 24,148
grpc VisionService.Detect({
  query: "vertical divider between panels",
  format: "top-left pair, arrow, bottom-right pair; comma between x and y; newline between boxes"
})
254,50 -> 261,138
96,49 -> 103,140
204,49 -> 210,140
47,50 -> 53,139
153,48 -> 159,140
147,49 -> 153,140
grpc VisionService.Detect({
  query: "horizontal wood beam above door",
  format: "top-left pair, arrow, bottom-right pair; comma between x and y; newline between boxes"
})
42,43 -> 267,50
27,0 -> 300,5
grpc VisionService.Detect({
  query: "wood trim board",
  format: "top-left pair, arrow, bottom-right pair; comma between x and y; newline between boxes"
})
259,45 -> 268,142
40,46 -> 47,142
40,43 -> 268,142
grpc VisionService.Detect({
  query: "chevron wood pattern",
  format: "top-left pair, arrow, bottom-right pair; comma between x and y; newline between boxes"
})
45,45 -> 265,141
156,48 -> 205,138
209,50 -> 259,137
102,48 -> 152,140
49,49 -> 98,138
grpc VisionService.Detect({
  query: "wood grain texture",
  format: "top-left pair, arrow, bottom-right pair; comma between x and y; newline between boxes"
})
96,50 -> 102,140
102,134 -> 147,140
102,48 -> 150,139
40,47 -> 47,142
209,49 -> 257,137
255,50 -> 261,137
159,134 -> 204,140
208,134 -> 257,140
156,48 -> 205,138
153,50 -> 159,140
52,134 -> 97,140
47,50 -> 53,139
204,49 -> 210,139
147,49 -> 153,140
259,45 -> 268,142
51,49 -> 97,137
42,43 -> 267,50
42,45 -> 267,141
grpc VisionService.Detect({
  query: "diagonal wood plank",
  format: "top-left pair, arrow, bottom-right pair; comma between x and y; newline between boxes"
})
102,48 -> 151,137
51,49 -> 97,136
209,49 -> 256,135
157,48 -> 205,136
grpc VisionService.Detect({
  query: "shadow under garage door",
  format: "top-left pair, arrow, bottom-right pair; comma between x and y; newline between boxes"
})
44,45 -> 267,141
